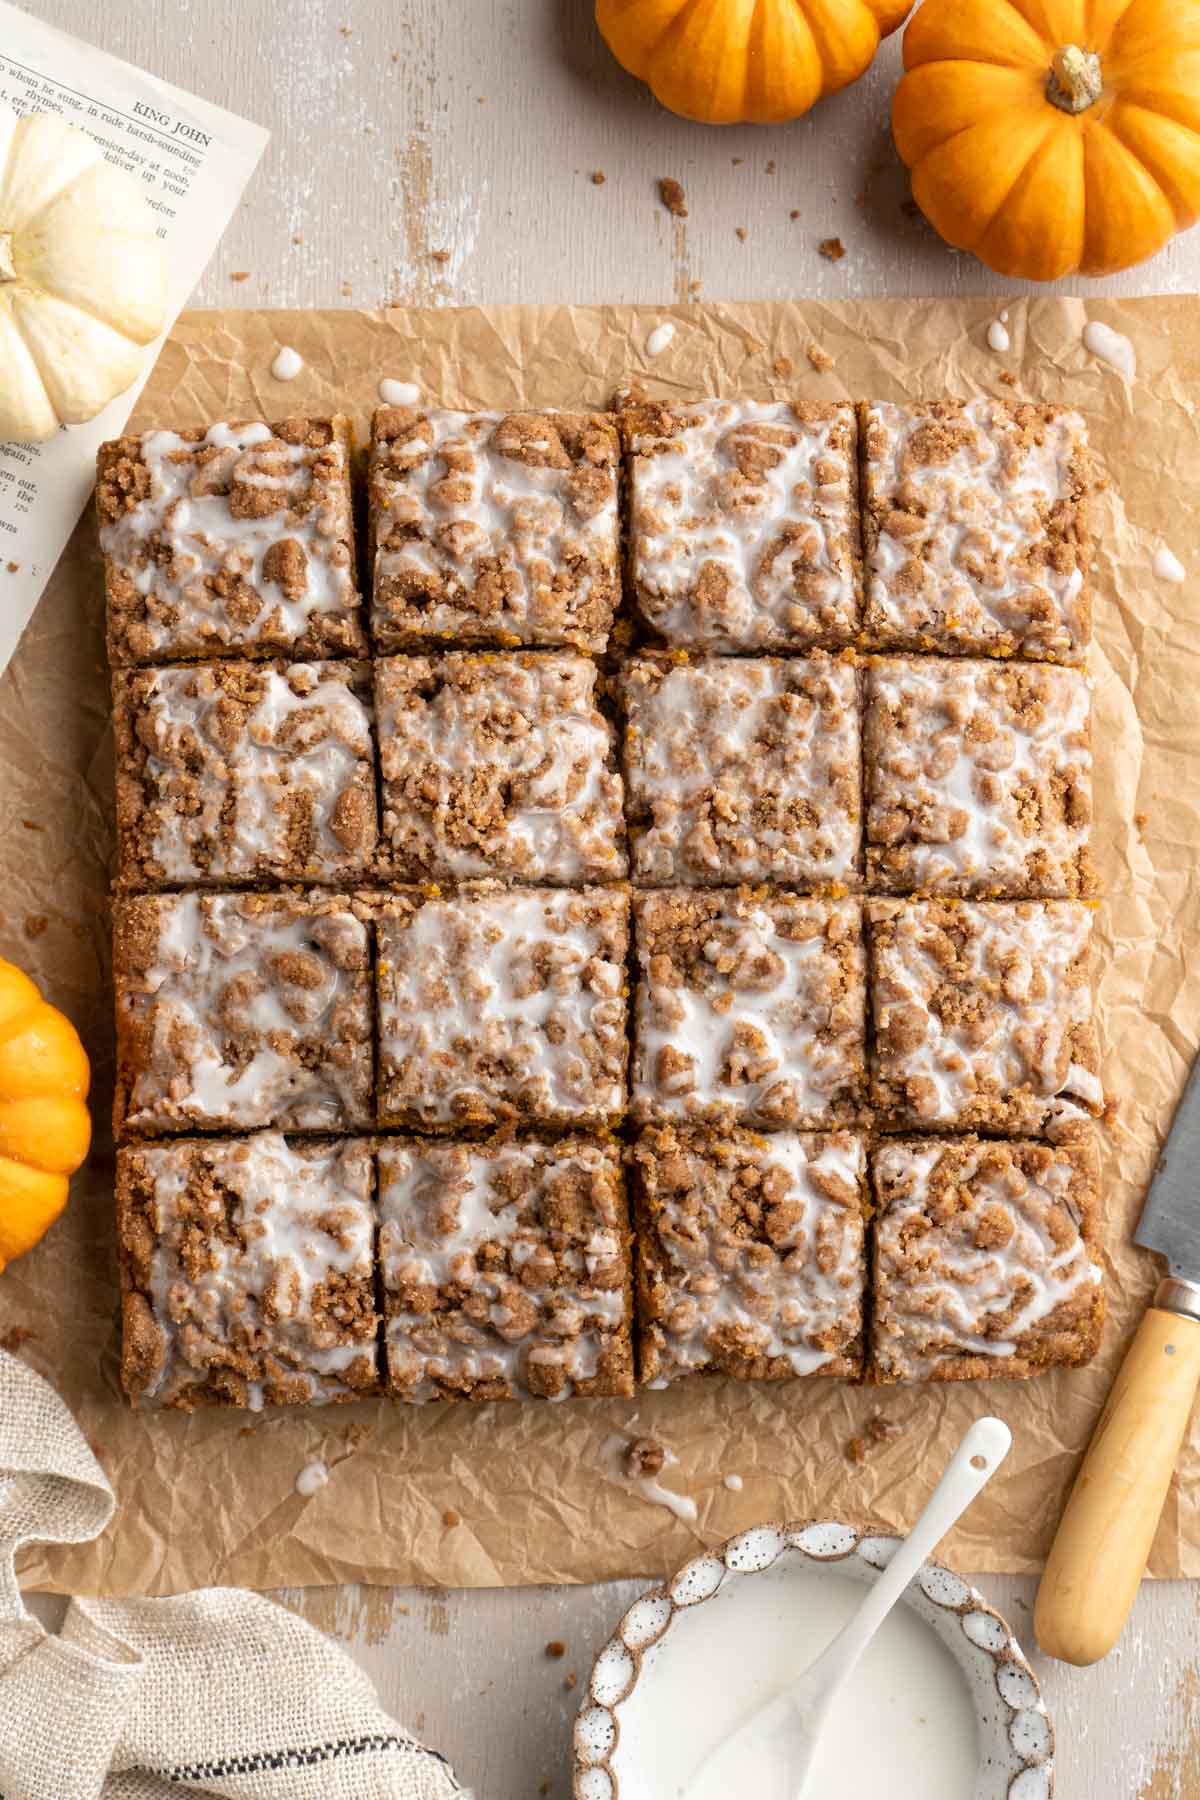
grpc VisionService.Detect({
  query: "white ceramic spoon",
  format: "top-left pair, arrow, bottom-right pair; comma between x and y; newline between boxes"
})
682,1415 -> 1013,1800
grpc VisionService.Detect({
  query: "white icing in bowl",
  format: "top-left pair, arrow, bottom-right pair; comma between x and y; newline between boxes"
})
574,1520 -> 1053,1800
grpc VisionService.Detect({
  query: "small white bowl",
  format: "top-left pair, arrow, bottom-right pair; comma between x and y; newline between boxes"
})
573,1520 -> 1053,1800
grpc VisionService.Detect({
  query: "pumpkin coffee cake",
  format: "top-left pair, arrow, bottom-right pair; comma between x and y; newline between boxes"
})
99,417 -> 363,666
368,406 -> 621,652
99,389 -> 1105,1407
378,1134 -> 634,1402
117,1132 -> 380,1410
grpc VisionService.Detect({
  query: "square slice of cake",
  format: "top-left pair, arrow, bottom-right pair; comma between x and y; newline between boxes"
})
632,1125 -> 866,1386
98,417 -> 364,665
369,406 -> 620,651
870,1135 -> 1104,1381
375,884 -> 629,1129
867,898 -> 1102,1138
863,656 -> 1094,897
861,400 -> 1090,661
112,660 -> 377,888
117,1132 -> 379,1409
113,890 -> 372,1135
632,888 -> 866,1128
622,397 -> 861,650
374,651 -> 626,883
622,652 -> 862,887
378,1135 -> 634,1401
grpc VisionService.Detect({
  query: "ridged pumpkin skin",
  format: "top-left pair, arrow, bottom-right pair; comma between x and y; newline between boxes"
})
0,958 -> 90,1274
595,0 -> 913,124
894,0 -> 1200,279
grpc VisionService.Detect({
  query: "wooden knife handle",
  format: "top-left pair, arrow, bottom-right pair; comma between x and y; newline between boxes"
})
1035,1281 -> 1200,1666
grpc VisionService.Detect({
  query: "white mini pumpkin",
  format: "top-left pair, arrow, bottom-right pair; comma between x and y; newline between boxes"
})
0,104 -> 169,444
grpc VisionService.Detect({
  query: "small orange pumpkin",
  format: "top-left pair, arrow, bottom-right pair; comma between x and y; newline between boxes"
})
0,957 -> 90,1274
894,0 -> 1200,280
595,0 -> 913,125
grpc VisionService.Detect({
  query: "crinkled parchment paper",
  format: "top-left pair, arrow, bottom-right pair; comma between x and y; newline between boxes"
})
3,296 -> 1198,1596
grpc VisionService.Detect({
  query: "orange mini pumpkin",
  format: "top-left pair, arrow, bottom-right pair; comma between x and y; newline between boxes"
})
595,0 -> 912,125
894,0 -> 1200,279
0,957 -> 90,1274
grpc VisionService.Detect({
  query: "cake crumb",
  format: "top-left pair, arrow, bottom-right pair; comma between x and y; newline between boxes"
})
625,1437 -> 665,1479
789,209 -> 800,220
430,248 -> 451,263
20,819 -> 44,832
591,170 -> 606,185
545,1640 -> 566,1659
443,1508 -> 461,1528
1135,812 -> 1149,828
659,177 -> 688,218
23,914 -> 47,940
735,226 -> 748,242
292,234 -> 305,246
564,1671 -> 578,1690
998,370 -> 1018,387
230,270 -> 250,282
772,356 -> 794,379
0,1325 -> 35,1352
5,562 -> 18,574
766,158 -> 777,175
819,237 -> 846,262
846,1411 -> 900,1464
807,341 -> 834,373
539,1783 -> 551,1797
341,282 -> 353,296
732,156 -> 744,166
397,1603 -> 410,1615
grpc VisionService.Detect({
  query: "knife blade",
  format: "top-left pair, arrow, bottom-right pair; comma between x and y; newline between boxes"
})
1134,1053 -> 1200,1277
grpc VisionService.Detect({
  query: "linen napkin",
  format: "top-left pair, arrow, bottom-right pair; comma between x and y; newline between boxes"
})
0,1349 -> 465,1799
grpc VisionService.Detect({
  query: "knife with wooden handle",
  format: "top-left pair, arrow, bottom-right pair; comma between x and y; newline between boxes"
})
1035,1056 -> 1200,1666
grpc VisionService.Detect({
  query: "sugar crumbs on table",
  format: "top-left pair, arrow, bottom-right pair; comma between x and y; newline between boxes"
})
591,170 -> 606,185
773,356 -> 794,379
443,1508 -> 462,1528
807,341 -> 834,373
735,226 -> 748,242
230,270 -> 250,282
659,176 -> 688,218
819,237 -> 846,261
545,1640 -> 566,1659
23,915 -> 47,940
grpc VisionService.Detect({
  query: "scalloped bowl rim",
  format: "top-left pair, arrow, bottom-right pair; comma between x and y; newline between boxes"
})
572,1518 -> 1054,1800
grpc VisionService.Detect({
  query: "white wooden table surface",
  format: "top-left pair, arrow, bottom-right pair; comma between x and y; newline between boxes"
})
24,1 -> 1200,1794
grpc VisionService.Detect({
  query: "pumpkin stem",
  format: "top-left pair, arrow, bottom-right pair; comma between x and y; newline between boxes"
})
0,232 -> 16,283
1047,45 -> 1102,115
